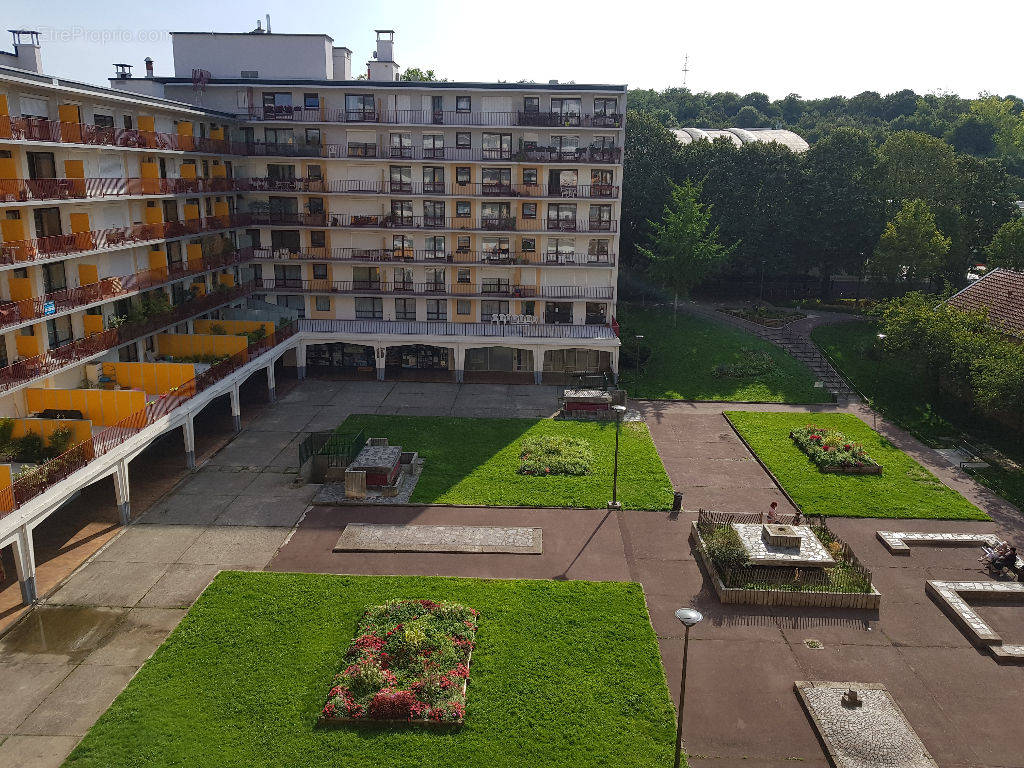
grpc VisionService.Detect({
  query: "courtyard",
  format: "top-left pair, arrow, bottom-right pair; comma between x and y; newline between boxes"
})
0,377 -> 1022,767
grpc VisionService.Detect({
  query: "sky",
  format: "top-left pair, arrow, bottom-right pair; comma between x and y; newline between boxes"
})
4,0 -> 1022,101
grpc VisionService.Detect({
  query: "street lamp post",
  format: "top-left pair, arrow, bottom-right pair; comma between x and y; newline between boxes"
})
634,334 -> 644,383
873,333 -> 886,430
673,608 -> 703,768
608,404 -> 627,509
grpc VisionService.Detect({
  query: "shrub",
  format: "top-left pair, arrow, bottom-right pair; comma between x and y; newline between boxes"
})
0,417 -> 14,446
704,525 -> 749,570
791,424 -> 879,470
714,347 -> 776,379
209,323 -> 228,335
15,432 -> 46,464
244,326 -> 267,345
46,426 -> 74,459
518,435 -> 594,476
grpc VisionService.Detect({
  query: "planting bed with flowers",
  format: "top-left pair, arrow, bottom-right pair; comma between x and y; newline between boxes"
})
320,599 -> 478,725
790,424 -> 882,474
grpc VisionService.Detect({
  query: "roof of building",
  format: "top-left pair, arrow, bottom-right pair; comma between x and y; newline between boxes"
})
672,127 -> 809,152
945,268 -> 1024,338
126,77 -> 627,91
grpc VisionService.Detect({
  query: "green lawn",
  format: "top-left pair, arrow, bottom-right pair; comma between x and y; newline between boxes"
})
65,572 -> 677,768
617,306 -> 831,403
812,320 -> 1023,512
725,411 -> 988,520
338,414 -> 674,510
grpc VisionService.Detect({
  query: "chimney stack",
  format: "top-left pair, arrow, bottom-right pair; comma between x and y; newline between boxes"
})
368,30 -> 399,82
144,57 -> 154,78
3,30 -> 43,73
113,63 -> 133,79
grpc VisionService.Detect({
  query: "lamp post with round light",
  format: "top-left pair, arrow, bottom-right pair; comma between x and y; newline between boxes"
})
873,333 -> 886,430
634,334 -> 644,383
673,608 -> 702,768
608,404 -> 627,510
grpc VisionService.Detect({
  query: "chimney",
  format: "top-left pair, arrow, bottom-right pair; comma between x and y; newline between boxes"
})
144,57 -> 154,78
266,14 -> 272,33
331,47 -> 352,80
113,63 -> 133,79
367,30 -> 399,82
4,30 -> 43,73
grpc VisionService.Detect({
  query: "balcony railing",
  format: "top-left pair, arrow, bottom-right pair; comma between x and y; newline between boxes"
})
0,215 -> 236,265
244,212 -> 617,234
254,277 -> 614,299
0,116 -> 236,154
5,319 -> 298,513
0,282 -> 253,395
0,177 -> 240,203
248,107 -> 623,129
238,178 -> 619,199
298,317 -> 618,339
246,143 -> 622,164
0,250 -> 247,331
244,246 -> 615,266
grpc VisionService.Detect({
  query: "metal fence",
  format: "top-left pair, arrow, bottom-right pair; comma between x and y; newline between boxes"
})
299,429 -> 367,482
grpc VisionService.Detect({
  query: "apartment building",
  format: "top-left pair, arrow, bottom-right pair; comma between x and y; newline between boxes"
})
0,26 -> 623,605
112,29 -> 624,383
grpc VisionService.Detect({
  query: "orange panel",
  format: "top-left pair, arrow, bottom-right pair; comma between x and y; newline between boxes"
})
9,277 -> 33,301
0,157 -> 19,179
64,160 -> 85,179
211,164 -> 226,178
144,206 -> 163,224
180,164 -> 197,180
214,200 -> 229,217
138,115 -> 155,133
183,203 -> 200,221
15,334 -> 39,358
70,390 -> 89,416
0,218 -> 25,243
0,463 -> 12,512
25,389 -> 43,413
142,364 -> 157,393
69,213 -> 90,234
78,264 -> 99,284
58,104 -> 82,143
83,314 -> 104,336
218,274 -> 235,287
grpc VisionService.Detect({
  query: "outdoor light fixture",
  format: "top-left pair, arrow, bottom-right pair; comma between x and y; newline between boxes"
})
608,404 -> 627,509
673,608 -> 703,768
873,334 -> 886,430
634,334 -> 644,381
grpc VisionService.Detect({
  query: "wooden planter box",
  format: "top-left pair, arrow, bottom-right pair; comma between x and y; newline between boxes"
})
690,523 -> 881,610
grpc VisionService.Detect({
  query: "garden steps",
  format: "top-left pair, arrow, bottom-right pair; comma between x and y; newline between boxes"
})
679,303 -> 860,402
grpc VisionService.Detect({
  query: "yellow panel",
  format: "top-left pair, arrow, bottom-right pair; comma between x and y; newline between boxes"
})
183,203 -> 200,220
142,364 -> 157,393
8,277 -> 33,301
138,115 -> 155,133
176,122 -> 193,136
180,164 -> 197,180
69,213 -> 90,234
64,160 -> 85,179
0,463 -> 12,513
210,127 -> 224,140
25,389 -> 43,413
77,264 -> 99,285
144,206 -> 163,224
0,219 -> 25,243
15,333 -> 38,358
0,158 -> 18,179
54,390 -> 73,411
211,164 -> 226,178
102,362 -> 116,379
70,390 -> 89,415
191,282 -> 207,296
218,273 -> 235,287
101,391 -> 118,419
129,365 -> 145,390
58,104 -> 82,143
0,94 -> 8,117
186,243 -> 203,263
213,200 -> 229,217
83,314 -> 104,336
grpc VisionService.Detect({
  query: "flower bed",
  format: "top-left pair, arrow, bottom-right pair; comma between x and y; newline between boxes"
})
319,599 -> 478,726
518,434 -> 593,476
790,425 -> 882,475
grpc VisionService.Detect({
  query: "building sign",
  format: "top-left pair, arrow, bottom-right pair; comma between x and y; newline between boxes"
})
43,301 -> 56,316
492,314 -> 536,325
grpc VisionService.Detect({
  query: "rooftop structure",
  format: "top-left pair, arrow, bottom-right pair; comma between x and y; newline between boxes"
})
945,267 -> 1024,338
672,127 -> 809,153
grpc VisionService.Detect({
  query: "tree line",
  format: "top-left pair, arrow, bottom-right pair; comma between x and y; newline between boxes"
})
624,108 -> 1023,298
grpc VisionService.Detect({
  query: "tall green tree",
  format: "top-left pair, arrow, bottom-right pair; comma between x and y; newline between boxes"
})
986,218 -> 1024,270
400,67 -> 443,82
621,109 -> 680,268
971,339 -> 1024,429
639,181 -> 736,310
870,199 -> 951,284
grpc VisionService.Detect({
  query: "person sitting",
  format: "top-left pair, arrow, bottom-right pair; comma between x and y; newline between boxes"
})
991,547 -> 1020,578
980,541 -> 1010,563
764,502 -> 780,525
792,510 -> 804,526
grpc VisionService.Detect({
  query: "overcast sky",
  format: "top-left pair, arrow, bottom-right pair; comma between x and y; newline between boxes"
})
4,0 -> 1021,101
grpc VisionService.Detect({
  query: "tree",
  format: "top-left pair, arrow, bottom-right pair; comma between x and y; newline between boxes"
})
621,109 -> 680,268
986,218 -> 1024,269
870,199 -> 951,284
971,338 -> 1024,429
400,67 -> 443,82
734,105 -> 768,128
878,131 -> 958,210
639,181 -> 736,310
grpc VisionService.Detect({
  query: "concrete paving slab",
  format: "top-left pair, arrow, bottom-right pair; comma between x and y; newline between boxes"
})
136,492 -> 234,526
15,663 -> 138,736
244,404 -> 318,432
0,605 -> 127,665
134,563 -> 225,609
235,470 -> 311,499
212,496 -> 308,527
177,527 -> 288,568
82,607 -> 186,666
302,405 -> 354,431
175,467 -> 260,496
0,734 -> 81,768
206,430 -> 297,466
91,524 -> 206,564
0,662 -> 71,733
46,561 -> 169,608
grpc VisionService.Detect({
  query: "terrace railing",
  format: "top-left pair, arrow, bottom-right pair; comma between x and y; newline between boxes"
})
254,277 -> 613,300
6,320 -> 298,513
243,246 -> 615,267
0,116 -> 236,154
236,178 -> 619,199
248,107 -> 623,129
0,176 -> 241,202
297,317 -> 618,340
245,143 -> 621,164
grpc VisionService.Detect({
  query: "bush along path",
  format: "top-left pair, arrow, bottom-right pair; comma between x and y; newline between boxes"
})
678,301 -> 860,402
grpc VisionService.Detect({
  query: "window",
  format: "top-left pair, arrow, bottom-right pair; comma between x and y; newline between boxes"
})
521,300 -> 536,317
586,303 -> 608,324
588,239 -> 610,260
521,237 -> 536,252
594,98 -> 619,124
94,113 -> 115,129
304,93 -> 320,109
456,299 -> 472,316
425,267 -> 445,289
307,197 -> 325,215
305,128 -> 321,146
545,301 -> 573,324
457,268 -> 471,284
395,298 -> 416,320
456,132 -> 471,149
310,230 -> 326,248
267,163 -> 296,181
423,133 -> 444,158
394,266 -> 414,287
345,94 -> 376,120
390,200 -> 414,225
353,266 -> 381,289
355,297 -> 383,319
523,168 -> 538,185
481,133 -> 512,159
522,203 -> 537,219
423,166 -> 444,192
551,98 -> 582,125
481,277 -> 509,294
482,237 -> 510,257
551,135 -> 580,156
312,263 -> 328,280
481,167 -> 511,193
456,96 -> 471,113
424,200 -> 445,226
389,132 -> 412,158
481,299 -> 509,320
591,169 -> 614,196
426,299 -> 447,320
307,164 -> 323,180
547,203 -> 577,231
236,89 -> 250,109
315,296 -> 331,312
546,238 -> 576,260
457,236 -> 471,252
481,202 -> 511,228
523,96 -> 539,113
390,165 -> 412,192
456,201 -> 471,218
426,236 -> 445,257
456,167 -> 471,185
241,70 -> 259,79
589,204 -> 612,230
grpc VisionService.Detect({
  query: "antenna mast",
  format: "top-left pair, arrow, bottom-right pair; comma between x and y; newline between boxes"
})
682,53 -> 690,87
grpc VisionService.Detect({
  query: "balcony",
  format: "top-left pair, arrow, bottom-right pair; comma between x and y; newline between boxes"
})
243,144 -> 623,164
238,179 -> 619,199
0,250 -> 247,332
244,246 -> 616,267
241,212 -> 617,234
0,115 -> 237,154
254,278 -> 613,300
0,216 -> 237,265
0,177 -> 241,203
0,282 -> 254,395
246,107 -> 623,129
299,317 -> 618,340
